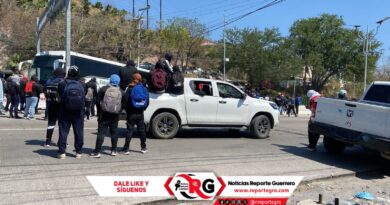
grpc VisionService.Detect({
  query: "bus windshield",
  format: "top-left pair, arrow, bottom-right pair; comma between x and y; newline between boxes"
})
30,55 -> 63,83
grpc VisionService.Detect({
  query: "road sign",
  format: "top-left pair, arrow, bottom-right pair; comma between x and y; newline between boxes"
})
37,0 -> 66,33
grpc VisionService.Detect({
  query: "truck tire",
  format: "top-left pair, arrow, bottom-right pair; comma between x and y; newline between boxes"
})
151,112 -> 179,139
250,115 -> 271,139
323,136 -> 346,154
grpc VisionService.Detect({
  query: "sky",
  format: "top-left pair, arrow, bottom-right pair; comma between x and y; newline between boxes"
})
90,0 -> 390,66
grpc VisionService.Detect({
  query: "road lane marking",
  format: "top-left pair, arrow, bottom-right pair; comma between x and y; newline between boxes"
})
0,128 -> 97,131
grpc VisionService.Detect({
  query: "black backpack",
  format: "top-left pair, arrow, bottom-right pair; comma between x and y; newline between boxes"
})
170,71 -> 184,94
46,78 -> 62,102
62,80 -> 85,111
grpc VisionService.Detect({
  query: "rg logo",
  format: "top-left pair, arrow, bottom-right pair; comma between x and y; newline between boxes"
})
166,172 -> 225,200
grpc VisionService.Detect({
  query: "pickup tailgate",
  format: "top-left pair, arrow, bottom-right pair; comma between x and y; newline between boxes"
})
314,98 -> 390,139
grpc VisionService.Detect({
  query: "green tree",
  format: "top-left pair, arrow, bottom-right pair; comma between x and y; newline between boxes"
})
224,27 -> 301,84
289,14 -> 380,91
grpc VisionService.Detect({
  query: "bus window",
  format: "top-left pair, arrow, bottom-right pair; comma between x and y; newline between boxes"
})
71,56 -> 122,78
30,55 -> 63,83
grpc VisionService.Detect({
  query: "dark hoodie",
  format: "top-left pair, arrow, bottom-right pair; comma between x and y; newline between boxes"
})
86,77 -> 98,99
119,60 -> 137,91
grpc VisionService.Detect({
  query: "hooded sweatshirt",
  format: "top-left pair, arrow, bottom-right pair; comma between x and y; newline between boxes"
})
306,90 -> 321,113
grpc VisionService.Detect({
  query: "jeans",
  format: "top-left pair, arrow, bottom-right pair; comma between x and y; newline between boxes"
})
25,97 -> 38,118
85,101 -> 92,120
278,106 -> 284,115
10,95 -> 20,117
123,114 -> 147,151
94,114 -> 119,153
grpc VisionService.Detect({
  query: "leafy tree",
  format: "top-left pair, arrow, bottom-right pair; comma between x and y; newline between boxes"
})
224,28 -> 301,84
94,1 -> 103,11
289,14 -> 380,91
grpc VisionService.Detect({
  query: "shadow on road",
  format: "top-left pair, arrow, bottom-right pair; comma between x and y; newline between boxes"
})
273,143 -> 390,180
175,128 -> 250,139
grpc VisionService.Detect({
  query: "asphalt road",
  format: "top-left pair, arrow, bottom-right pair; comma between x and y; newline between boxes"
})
0,113 -> 388,205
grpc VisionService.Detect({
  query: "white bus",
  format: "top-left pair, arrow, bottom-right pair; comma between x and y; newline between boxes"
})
28,51 -> 149,87
28,51 -> 150,109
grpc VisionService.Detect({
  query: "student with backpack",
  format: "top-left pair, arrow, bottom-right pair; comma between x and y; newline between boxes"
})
169,65 -> 184,94
85,78 -> 97,120
8,76 -> 21,119
149,60 -> 167,93
24,75 -> 42,120
57,66 -> 86,159
44,68 -> 65,147
122,72 -> 149,154
286,96 -> 297,117
90,74 -> 123,158
119,60 -> 137,91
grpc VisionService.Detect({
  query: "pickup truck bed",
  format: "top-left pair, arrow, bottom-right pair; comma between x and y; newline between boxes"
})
309,82 -> 390,159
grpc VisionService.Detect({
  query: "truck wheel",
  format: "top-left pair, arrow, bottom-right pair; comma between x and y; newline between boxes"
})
323,136 -> 346,154
250,115 -> 271,139
151,112 -> 179,139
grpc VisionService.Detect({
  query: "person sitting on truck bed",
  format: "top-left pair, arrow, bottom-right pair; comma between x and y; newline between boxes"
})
306,89 -> 321,151
119,60 -> 137,91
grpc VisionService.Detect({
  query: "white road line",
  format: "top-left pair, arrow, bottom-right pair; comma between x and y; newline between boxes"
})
0,128 -> 97,131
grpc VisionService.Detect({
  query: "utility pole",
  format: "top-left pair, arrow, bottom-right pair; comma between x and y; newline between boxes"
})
223,15 -> 226,81
132,0 -> 135,19
36,17 -> 40,54
160,0 -> 162,31
66,0 -> 71,72
353,74 -> 356,99
137,17 -> 141,67
363,25 -> 369,91
146,0 -> 149,29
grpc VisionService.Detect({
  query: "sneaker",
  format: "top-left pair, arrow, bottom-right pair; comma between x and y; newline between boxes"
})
89,152 -> 101,158
307,146 -> 316,151
141,148 -> 148,154
121,150 -> 130,155
111,151 -> 118,156
58,153 -> 66,159
44,143 -> 51,148
75,153 -> 82,159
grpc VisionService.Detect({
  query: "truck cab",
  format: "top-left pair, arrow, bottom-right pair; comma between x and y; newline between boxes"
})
144,78 -> 280,139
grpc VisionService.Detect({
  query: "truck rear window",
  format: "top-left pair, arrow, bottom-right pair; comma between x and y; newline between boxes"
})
363,84 -> 390,104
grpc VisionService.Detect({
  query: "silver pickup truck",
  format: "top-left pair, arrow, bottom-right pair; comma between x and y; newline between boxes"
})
308,81 -> 390,159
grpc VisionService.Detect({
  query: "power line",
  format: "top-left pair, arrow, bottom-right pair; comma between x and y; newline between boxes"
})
149,0 -> 262,19
202,0 -> 285,36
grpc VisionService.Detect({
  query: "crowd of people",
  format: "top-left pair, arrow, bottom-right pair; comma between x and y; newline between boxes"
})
274,93 -> 302,117
0,51 -> 351,159
0,53 -> 184,159
0,72 -> 43,119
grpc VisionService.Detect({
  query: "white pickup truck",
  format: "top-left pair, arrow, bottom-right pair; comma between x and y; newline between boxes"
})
143,78 -> 280,139
309,81 -> 390,159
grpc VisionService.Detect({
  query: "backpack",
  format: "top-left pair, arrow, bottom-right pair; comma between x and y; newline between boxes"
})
62,80 -> 85,111
46,79 -> 62,102
170,71 -> 184,94
85,87 -> 94,102
101,86 -> 122,114
25,81 -> 34,95
150,67 -> 167,91
130,83 -> 149,109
